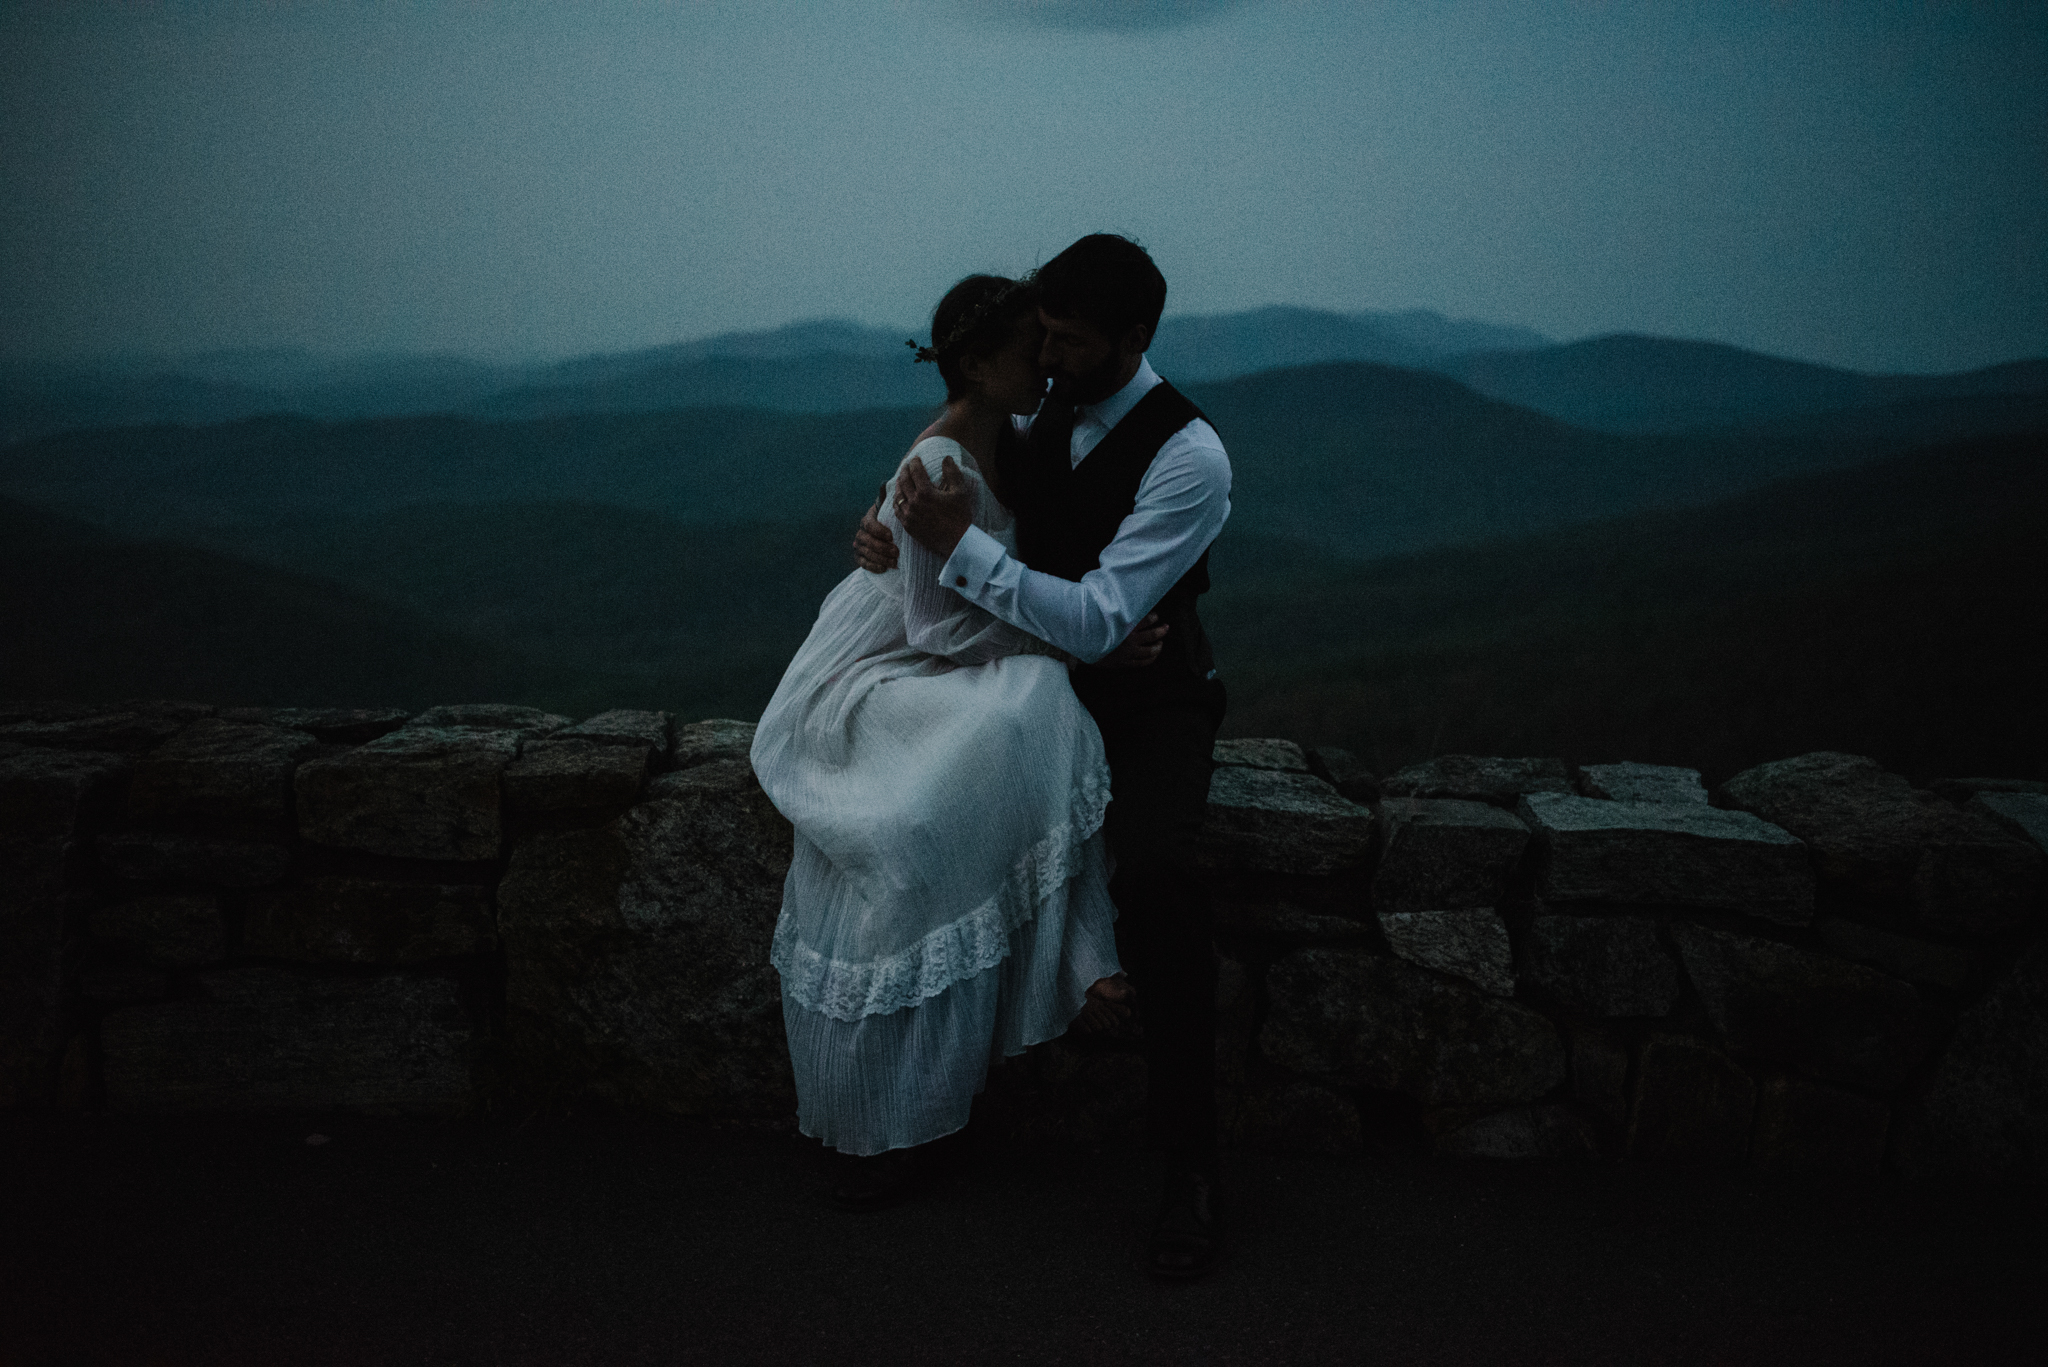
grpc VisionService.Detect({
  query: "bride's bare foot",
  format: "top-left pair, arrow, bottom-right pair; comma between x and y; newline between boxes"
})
1074,973 -> 1135,1034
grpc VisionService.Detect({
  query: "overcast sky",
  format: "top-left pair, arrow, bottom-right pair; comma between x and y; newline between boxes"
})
3,0 -> 2043,372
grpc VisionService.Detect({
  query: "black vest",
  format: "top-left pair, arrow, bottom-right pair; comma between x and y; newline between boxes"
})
999,379 -> 1219,712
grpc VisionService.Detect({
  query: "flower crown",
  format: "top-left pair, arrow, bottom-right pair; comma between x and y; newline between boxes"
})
907,269 -> 1039,364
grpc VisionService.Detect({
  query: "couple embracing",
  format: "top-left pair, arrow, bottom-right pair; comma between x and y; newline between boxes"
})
749,234 -> 1232,1280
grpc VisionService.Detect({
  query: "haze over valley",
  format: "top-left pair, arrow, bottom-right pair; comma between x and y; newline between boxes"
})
6,309 -> 2043,783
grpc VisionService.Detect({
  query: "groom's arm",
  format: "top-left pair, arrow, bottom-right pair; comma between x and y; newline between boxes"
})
895,426 -> 1231,664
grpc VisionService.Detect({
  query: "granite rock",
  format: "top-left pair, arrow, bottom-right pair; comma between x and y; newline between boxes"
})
1377,908 -> 1515,996
1306,746 -> 1379,803
89,895 -> 226,967
499,761 -> 796,1116
1627,1035 -> 1755,1163
1719,751 -> 2041,935
5,700 -> 208,725
0,711 -> 187,752
238,707 -> 409,744
99,966 -> 476,1114
1524,915 -> 1680,1017
96,831 -> 292,887
1372,798 -> 1529,913
502,739 -> 652,812
1749,1071 -> 1889,1175
1212,738 -> 1310,772
1669,923 -> 1926,1090
246,878 -> 496,964
1969,791 -> 2048,855
296,727 -> 520,861
125,719 -> 319,833
1815,918 -> 1973,991
1519,792 -> 1813,925
1929,777 -> 2048,803
404,704 -> 571,738
1435,1104 -> 1599,1159
114,700 -> 217,723
0,746 -> 132,837
1200,768 -> 1376,876
1900,937 -> 2048,1180
95,829 -> 293,887
1381,755 -> 1574,806
1577,762 -> 1709,805
670,718 -> 758,772
1214,899 -> 1374,944
647,758 -> 756,801
1262,948 -> 1564,1106
558,709 -> 674,756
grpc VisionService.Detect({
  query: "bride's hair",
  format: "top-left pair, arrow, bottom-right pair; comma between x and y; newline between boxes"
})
924,273 -> 1040,401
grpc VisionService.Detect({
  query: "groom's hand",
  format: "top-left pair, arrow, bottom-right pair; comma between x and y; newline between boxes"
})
1093,613 -> 1168,669
894,455 -> 974,560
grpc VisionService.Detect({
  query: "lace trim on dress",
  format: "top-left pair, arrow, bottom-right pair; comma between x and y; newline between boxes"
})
772,763 -> 1113,1022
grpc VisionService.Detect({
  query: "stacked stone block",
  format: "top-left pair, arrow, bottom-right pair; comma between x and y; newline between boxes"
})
0,700 -> 788,1121
3,704 -> 2045,1182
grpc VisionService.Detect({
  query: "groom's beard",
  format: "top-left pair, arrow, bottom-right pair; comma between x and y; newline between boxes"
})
1048,353 -> 1126,407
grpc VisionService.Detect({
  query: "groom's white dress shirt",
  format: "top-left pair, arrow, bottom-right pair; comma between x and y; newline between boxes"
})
938,356 -> 1233,664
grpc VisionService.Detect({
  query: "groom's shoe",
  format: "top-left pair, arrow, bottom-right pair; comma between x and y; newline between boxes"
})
1147,1162 -> 1224,1281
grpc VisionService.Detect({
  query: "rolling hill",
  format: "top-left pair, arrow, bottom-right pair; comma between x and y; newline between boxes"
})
11,361 -> 2045,563
0,497 -> 567,710
7,428 -> 2039,786
473,354 -> 944,420
1207,433 -> 2048,784
1441,335 -> 2048,434
185,504 -> 859,721
0,406 -> 920,539
1146,306 -> 1548,381
2,309 -> 1551,441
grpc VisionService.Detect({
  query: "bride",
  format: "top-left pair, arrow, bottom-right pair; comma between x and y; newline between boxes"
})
750,273 -> 1131,1208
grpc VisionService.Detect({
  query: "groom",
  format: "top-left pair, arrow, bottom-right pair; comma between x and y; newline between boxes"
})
857,233 -> 1232,1280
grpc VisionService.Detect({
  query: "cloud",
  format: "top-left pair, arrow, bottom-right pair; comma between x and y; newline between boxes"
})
967,0 -> 1258,33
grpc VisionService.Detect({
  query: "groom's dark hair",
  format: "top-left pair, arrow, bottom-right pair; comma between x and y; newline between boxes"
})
1036,234 -> 1167,342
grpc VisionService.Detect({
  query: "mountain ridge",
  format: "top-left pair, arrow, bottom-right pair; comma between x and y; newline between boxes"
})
21,307 -> 2043,443
1443,334 -> 2048,434
8,360 -> 2044,564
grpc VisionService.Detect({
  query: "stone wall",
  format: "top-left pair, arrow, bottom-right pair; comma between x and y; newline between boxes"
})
4,700 -> 2044,1180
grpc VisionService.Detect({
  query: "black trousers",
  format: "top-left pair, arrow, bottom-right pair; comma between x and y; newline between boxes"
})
1086,676 -> 1227,1162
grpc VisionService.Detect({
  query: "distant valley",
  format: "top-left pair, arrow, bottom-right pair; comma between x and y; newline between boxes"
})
7,433 -> 2042,784
5,313 -> 2044,784
6,360 -> 2044,561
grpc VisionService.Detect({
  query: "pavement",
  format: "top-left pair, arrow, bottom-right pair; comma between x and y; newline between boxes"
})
2,1108 -> 2043,1367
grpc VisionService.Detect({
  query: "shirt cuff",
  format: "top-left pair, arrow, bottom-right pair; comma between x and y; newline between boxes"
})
940,524 -> 1008,598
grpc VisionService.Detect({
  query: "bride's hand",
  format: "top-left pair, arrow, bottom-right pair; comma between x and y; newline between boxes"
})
854,491 -> 898,573
1073,973 -> 1136,1035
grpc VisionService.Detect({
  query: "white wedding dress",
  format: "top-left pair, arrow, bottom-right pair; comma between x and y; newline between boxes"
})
750,436 -> 1121,1156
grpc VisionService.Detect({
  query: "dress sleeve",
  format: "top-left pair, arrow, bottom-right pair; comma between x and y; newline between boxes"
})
882,443 -> 1068,667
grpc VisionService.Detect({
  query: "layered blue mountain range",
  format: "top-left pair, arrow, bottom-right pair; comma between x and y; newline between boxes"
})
10,307 -> 2041,444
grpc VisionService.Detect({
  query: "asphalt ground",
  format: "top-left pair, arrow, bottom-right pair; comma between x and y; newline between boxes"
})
2,1110 -> 2042,1367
